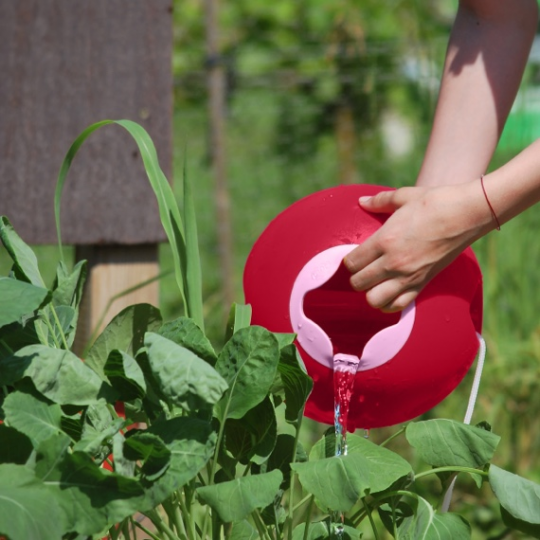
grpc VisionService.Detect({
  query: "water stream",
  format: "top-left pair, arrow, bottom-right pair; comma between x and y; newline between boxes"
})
333,353 -> 361,456
332,354 -> 362,538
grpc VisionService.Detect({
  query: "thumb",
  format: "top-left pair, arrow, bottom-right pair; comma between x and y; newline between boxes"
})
359,187 -> 416,214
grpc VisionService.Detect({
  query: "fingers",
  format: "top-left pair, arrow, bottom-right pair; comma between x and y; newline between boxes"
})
359,187 -> 417,214
366,283 -> 419,312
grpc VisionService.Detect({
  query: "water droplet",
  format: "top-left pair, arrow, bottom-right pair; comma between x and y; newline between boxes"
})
364,429 -> 370,439
297,323 -> 303,329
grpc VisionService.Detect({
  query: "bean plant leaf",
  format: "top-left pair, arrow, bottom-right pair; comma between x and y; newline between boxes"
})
104,349 -> 147,401
0,319 -> 41,362
52,259 -> 87,309
225,396 -> 277,465
396,495 -> 434,540
124,430 -> 171,481
224,303 -> 252,342
0,344 -> 114,405
0,216 -> 46,288
144,332 -> 228,411
292,521 -> 361,540
0,277 -> 50,329
158,316 -> 217,366
85,303 -> 162,379
229,520 -> 258,540
35,434 -> 144,535
406,419 -> 500,468
214,326 -> 280,422
139,417 -> 217,511
426,513 -> 471,539
265,434 -> 307,488
489,465 -> 540,526
500,506 -> 540,538
278,344 -> 313,425
0,463 -> 66,540
0,425 -> 33,464
197,469 -> 283,523
2,391 -> 63,445
297,434 -> 412,512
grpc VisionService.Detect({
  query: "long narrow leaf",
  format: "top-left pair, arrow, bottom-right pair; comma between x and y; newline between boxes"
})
53,120 -> 204,321
182,157 -> 204,329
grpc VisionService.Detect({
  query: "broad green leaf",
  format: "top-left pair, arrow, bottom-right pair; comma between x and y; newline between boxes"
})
0,425 -> 33,464
278,344 -> 313,425
39,305 -> 76,348
52,259 -> 87,308
0,319 -> 41,360
426,513 -> 471,539
501,506 -> 540,538
292,521 -> 362,540
124,431 -> 171,481
230,520 -> 258,540
197,469 -> 283,522
266,434 -> 307,488
274,333 -> 297,349
225,303 -> 252,342
158,316 -> 217,366
0,216 -> 46,288
112,432 -> 136,478
295,435 -> 412,512
104,349 -> 147,401
139,417 -> 217,510
225,396 -> 277,465
73,399 -> 123,459
489,465 -> 540,525
396,495 -> 434,540
0,463 -> 66,540
3,391 -> 62,445
0,344 -> 113,405
0,277 -> 50,328
144,332 -> 228,411
406,420 -> 500,468
215,326 -> 280,421
85,303 -> 162,379
35,434 -> 144,535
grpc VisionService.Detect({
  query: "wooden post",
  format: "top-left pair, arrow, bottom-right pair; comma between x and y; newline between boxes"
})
0,1 -> 173,353
204,0 -> 235,313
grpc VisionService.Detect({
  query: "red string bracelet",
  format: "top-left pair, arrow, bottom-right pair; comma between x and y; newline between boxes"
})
480,175 -> 501,231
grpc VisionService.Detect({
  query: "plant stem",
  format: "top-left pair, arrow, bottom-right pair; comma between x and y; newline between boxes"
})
145,509 -> 183,540
121,518 -> 132,540
379,426 -> 406,448
49,304 -> 70,350
177,490 -> 196,540
252,510 -> 273,540
302,496 -> 315,540
286,414 -> 305,540
414,466 -> 489,480
361,498 -> 380,540
292,494 -> 313,513
41,311 -> 61,348
132,517 -> 163,540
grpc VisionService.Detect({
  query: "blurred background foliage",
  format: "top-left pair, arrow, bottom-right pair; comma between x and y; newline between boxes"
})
168,2 -> 540,537
2,1 -> 540,537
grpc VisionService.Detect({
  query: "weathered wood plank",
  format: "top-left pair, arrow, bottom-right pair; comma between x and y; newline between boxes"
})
0,0 -> 173,244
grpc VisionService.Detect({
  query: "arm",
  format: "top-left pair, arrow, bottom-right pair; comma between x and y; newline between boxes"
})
417,0 -> 537,186
343,0 -> 538,311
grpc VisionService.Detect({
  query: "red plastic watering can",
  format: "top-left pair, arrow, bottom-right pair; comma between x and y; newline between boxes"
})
243,184 -> 483,430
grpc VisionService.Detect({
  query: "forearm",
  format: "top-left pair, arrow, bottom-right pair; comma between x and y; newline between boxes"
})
417,0 -> 537,187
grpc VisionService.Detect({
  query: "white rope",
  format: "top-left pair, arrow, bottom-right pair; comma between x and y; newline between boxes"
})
441,332 -> 486,513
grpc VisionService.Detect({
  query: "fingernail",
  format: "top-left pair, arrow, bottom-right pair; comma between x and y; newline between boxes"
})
359,196 -> 372,204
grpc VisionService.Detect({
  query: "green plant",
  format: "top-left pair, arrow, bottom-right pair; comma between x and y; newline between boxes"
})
1,121 -> 540,540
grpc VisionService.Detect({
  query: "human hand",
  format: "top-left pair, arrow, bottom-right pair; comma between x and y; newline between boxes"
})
343,182 -> 491,312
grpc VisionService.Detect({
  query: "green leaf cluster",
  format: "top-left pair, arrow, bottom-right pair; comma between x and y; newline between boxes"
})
2,120 -> 540,540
